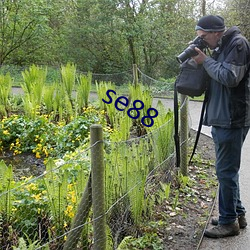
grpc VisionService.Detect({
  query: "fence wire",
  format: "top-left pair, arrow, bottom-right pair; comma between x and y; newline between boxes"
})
0,68 -> 191,249
0,122 -> 179,249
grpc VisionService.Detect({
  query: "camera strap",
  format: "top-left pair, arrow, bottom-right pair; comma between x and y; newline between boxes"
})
174,82 -> 181,168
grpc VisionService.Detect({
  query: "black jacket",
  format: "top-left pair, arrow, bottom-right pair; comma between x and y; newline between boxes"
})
203,26 -> 250,128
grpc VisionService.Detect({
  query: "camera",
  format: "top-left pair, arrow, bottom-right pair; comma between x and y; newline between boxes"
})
176,36 -> 208,64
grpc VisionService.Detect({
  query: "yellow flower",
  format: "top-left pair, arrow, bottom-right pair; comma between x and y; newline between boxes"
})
71,195 -> 76,204
12,207 -> 17,212
65,205 -> 74,218
43,147 -> 49,157
14,149 -> 22,155
32,193 -> 42,201
36,152 -> 41,159
26,183 -> 37,191
3,130 -> 9,135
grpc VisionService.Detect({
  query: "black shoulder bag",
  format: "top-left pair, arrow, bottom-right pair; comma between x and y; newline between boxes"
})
175,58 -> 208,97
174,58 -> 210,168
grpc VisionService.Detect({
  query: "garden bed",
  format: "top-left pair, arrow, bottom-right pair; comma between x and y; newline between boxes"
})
0,127 -> 217,250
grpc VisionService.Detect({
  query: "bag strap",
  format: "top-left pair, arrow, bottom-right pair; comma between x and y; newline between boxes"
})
174,80 -> 180,168
188,91 -> 208,164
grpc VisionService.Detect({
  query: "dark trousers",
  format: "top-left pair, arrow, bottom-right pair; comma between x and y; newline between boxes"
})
211,126 -> 249,225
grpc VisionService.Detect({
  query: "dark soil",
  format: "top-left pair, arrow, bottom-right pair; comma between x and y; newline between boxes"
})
0,152 -> 45,180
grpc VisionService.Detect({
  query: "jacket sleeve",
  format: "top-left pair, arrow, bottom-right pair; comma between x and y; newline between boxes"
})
203,37 -> 250,87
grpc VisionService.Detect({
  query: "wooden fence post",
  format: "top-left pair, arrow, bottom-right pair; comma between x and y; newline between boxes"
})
63,175 -> 92,250
133,64 -> 138,86
91,124 -> 106,250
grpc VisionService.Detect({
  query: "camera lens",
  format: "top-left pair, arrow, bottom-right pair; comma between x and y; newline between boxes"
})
176,36 -> 207,63
176,45 -> 198,63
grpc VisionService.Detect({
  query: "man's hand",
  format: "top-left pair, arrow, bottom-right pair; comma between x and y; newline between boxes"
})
192,47 -> 207,64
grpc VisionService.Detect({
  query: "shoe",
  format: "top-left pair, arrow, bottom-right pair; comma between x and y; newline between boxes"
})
211,214 -> 247,229
204,222 -> 240,238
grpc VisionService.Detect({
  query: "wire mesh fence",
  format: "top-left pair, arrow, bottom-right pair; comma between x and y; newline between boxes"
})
0,65 -> 190,249
1,64 -> 175,98
0,119 -> 184,249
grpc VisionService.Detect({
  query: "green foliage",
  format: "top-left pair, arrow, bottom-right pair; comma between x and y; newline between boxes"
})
111,114 -> 132,141
128,83 -> 153,121
178,173 -> 192,189
21,65 -> 47,118
43,159 -> 68,230
0,108 -> 101,157
76,72 -> 92,110
105,138 -> 152,225
148,100 -> 175,164
0,65 -> 25,85
172,190 -> 180,210
0,68 -> 178,248
117,233 -> 163,250
13,235 -> 46,250
0,161 -> 14,222
0,0 -> 52,65
0,73 -> 12,117
61,63 -> 76,101
43,85 -> 56,113
96,81 -> 117,127
12,176 -> 48,240
0,0 -> 228,77
159,182 -> 171,202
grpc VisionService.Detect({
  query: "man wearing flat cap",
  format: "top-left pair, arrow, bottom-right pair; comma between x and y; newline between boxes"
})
192,15 -> 250,238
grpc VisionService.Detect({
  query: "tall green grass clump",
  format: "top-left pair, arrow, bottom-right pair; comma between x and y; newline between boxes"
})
76,72 -> 92,112
21,65 -> 47,118
0,73 -> 12,117
61,63 -> 76,103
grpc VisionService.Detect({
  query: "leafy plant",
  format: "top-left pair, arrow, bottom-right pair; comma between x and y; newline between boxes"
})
148,100 -> 175,164
158,182 -> 171,203
12,176 -> 48,241
43,84 -> 56,114
117,233 -> 163,250
76,72 -> 92,111
0,73 -> 12,117
0,161 -> 15,222
21,65 -> 47,118
172,190 -> 180,210
128,83 -> 153,120
13,236 -> 43,250
96,81 -> 117,127
60,62 -> 76,102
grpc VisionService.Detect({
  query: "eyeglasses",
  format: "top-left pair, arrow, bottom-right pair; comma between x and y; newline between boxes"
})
198,32 -> 214,40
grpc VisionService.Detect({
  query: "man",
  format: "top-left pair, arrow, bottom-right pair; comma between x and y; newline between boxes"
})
192,15 -> 250,238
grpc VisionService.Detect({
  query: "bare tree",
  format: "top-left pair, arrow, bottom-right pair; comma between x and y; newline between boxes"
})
0,0 -> 48,65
